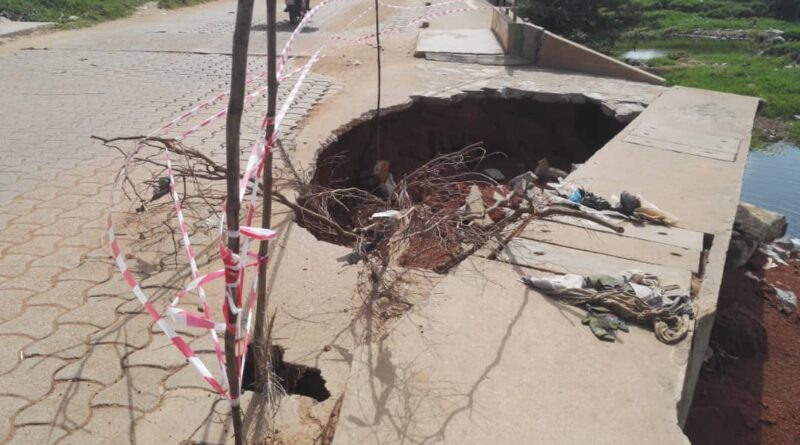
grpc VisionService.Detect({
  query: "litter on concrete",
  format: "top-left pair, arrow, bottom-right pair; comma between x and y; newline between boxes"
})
582,305 -> 629,342
521,270 -> 693,344
553,183 -> 680,226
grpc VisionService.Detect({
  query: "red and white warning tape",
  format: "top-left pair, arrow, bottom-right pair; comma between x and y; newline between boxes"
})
108,0 -> 498,403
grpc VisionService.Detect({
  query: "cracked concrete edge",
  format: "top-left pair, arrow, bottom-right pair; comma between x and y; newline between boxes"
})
311,85 -> 659,165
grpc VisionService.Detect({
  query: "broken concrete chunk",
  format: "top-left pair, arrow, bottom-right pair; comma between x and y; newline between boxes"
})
534,158 -> 568,182
774,288 -> 797,314
509,171 -> 537,194
735,202 -> 788,243
482,168 -> 505,182
465,185 -> 485,215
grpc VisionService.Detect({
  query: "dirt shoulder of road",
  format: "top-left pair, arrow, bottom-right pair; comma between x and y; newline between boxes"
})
685,254 -> 800,445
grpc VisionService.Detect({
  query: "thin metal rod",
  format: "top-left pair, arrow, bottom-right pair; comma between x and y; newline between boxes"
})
374,0 -> 382,159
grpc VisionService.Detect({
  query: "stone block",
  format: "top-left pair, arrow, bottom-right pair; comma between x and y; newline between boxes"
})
735,201 -> 788,243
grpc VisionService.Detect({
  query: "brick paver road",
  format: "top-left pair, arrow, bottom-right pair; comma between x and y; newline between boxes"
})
0,1 -> 348,443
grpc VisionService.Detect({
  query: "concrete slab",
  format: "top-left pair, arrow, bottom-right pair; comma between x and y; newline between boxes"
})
414,29 -> 504,57
426,0 -> 492,30
543,214 -> 705,252
624,121 -> 742,162
424,52 -> 530,66
333,257 -> 692,445
560,86 -> 759,421
498,238 -> 692,290
0,20 -> 52,38
521,220 -> 702,273
565,87 -> 759,237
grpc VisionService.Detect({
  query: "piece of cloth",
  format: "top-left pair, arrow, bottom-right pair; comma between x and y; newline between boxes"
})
582,305 -> 629,342
521,271 -> 693,344
509,171 -> 537,194
586,274 -> 638,294
520,274 -> 585,292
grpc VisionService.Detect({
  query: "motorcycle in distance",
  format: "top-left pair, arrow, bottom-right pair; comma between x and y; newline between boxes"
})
285,0 -> 310,24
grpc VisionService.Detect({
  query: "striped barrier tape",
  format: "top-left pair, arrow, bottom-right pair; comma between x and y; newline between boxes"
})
106,8 -> 332,400
107,0 -> 499,402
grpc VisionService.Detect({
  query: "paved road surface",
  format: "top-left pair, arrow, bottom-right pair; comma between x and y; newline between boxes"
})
0,1 -> 349,443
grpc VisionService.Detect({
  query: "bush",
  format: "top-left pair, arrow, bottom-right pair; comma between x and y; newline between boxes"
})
517,0 -> 642,49
0,0 -> 149,22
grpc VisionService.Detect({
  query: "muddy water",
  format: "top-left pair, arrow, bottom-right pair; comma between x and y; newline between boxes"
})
742,143 -> 800,237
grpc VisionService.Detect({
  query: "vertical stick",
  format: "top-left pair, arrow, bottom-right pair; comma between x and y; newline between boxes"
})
373,0 -> 382,159
225,1 -> 255,444
254,0 -> 278,386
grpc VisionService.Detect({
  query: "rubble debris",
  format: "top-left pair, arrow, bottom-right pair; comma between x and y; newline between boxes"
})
372,160 -> 397,197
735,202 -> 788,243
482,168 -> 505,182
533,158 -> 568,182
772,288 -> 797,314
509,171 -> 537,194
774,235 -> 800,253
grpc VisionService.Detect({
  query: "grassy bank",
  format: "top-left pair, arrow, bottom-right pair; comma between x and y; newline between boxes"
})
616,0 -> 800,146
0,0 -> 215,26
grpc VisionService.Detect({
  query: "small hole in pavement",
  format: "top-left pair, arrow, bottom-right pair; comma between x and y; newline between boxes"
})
242,344 -> 331,402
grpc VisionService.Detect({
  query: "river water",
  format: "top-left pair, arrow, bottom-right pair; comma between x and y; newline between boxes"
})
621,49 -> 666,61
742,143 -> 800,237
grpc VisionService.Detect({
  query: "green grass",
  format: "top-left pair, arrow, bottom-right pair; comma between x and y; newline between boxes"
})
637,10 -> 800,35
614,1 -> 800,145
789,121 -> 800,141
619,41 -> 800,143
157,0 -> 215,9
665,55 -> 800,118
0,0 -> 215,25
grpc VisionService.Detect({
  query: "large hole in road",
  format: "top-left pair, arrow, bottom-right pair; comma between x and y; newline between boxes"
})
312,96 -> 626,190
301,95 -> 631,268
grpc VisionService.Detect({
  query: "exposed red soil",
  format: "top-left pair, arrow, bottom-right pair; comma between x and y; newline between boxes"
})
397,183 -> 513,270
685,256 -> 800,445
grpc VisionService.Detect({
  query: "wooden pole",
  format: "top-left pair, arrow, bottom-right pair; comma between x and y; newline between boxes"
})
254,0 -> 278,385
225,1 -> 255,444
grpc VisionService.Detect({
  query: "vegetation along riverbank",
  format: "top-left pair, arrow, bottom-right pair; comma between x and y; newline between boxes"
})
519,0 -> 800,146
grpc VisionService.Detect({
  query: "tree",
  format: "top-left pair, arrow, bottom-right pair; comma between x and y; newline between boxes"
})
516,0 -> 641,50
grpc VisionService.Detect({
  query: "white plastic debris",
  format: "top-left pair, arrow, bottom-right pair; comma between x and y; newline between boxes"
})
521,274 -> 585,292
370,210 -> 402,220
759,244 -> 789,266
